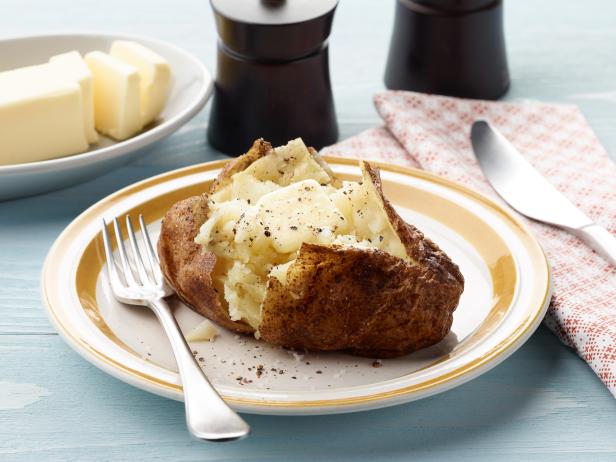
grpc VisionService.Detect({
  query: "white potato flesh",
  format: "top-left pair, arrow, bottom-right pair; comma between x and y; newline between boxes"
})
195,138 -> 409,331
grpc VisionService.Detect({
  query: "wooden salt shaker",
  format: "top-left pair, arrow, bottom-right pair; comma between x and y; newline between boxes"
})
208,0 -> 339,155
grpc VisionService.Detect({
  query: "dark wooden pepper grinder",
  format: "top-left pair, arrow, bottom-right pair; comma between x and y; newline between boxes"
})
208,0 -> 339,155
385,0 -> 510,100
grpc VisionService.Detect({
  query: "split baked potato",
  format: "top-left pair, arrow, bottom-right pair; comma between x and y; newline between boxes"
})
158,138 -> 464,358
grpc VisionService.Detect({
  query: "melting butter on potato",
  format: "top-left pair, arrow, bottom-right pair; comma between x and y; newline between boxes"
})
0,41 -> 171,165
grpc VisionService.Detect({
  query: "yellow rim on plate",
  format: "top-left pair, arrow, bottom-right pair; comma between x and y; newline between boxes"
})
42,157 -> 550,409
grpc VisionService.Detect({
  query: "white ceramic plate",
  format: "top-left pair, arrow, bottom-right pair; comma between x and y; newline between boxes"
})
41,158 -> 551,415
0,32 -> 212,201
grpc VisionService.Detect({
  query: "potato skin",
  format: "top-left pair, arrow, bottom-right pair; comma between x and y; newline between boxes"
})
157,141 -> 464,358
158,139 -> 273,334
260,244 -> 458,358
209,138 -> 272,195
362,162 -> 464,290
259,164 -> 464,358
158,194 -> 253,334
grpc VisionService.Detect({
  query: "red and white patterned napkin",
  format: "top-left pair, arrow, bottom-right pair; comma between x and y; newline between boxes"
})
322,91 -> 616,397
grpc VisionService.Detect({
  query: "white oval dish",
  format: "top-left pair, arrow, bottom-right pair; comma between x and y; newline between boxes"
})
41,158 -> 551,415
0,32 -> 212,201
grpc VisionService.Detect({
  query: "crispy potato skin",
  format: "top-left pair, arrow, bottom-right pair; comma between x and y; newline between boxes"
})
260,244 -> 456,357
158,139 -> 272,334
157,141 -> 464,358
259,164 -> 464,358
209,138 -> 272,195
158,194 -> 253,334
362,162 -> 464,290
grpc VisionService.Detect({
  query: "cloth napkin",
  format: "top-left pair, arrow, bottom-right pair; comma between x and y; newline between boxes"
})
321,91 -> 616,397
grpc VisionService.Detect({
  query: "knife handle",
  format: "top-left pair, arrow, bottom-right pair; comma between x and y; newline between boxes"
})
575,224 -> 616,267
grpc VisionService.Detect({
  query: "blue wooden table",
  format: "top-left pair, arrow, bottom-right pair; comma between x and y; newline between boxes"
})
1,1 -> 615,460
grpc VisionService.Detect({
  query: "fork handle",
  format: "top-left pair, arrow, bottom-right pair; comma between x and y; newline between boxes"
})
149,298 -> 250,441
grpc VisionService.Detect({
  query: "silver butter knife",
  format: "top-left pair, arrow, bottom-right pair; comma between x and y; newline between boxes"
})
471,120 -> 616,266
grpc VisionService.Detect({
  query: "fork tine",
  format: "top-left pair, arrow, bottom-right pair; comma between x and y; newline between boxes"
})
138,214 -> 162,284
126,216 -> 151,285
101,219 -> 126,289
139,214 -> 163,284
113,217 -> 138,286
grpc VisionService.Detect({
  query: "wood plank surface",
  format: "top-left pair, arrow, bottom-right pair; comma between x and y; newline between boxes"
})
1,0 -> 615,460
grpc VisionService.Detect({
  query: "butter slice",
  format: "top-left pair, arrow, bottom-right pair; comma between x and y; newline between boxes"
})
110,41 -> 171,126
0,64 -> 88,165
85,51 -> 143,141
185,319 -> 219,342
50,51 -> 99,144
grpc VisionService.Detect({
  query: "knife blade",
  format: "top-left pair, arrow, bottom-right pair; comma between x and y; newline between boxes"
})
471,120 -> 616,266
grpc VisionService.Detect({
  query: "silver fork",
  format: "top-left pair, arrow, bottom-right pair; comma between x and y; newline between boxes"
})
101,215 -> 250,442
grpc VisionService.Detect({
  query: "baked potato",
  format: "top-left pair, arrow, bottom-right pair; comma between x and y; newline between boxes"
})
158,138 -> 464,358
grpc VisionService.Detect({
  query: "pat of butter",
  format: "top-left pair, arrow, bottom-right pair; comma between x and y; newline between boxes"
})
110,41 -> 171,126
50,51 -> 99,145
85,51 -> 143,141
0,64 -> 89,165
185,319 -> 219,342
